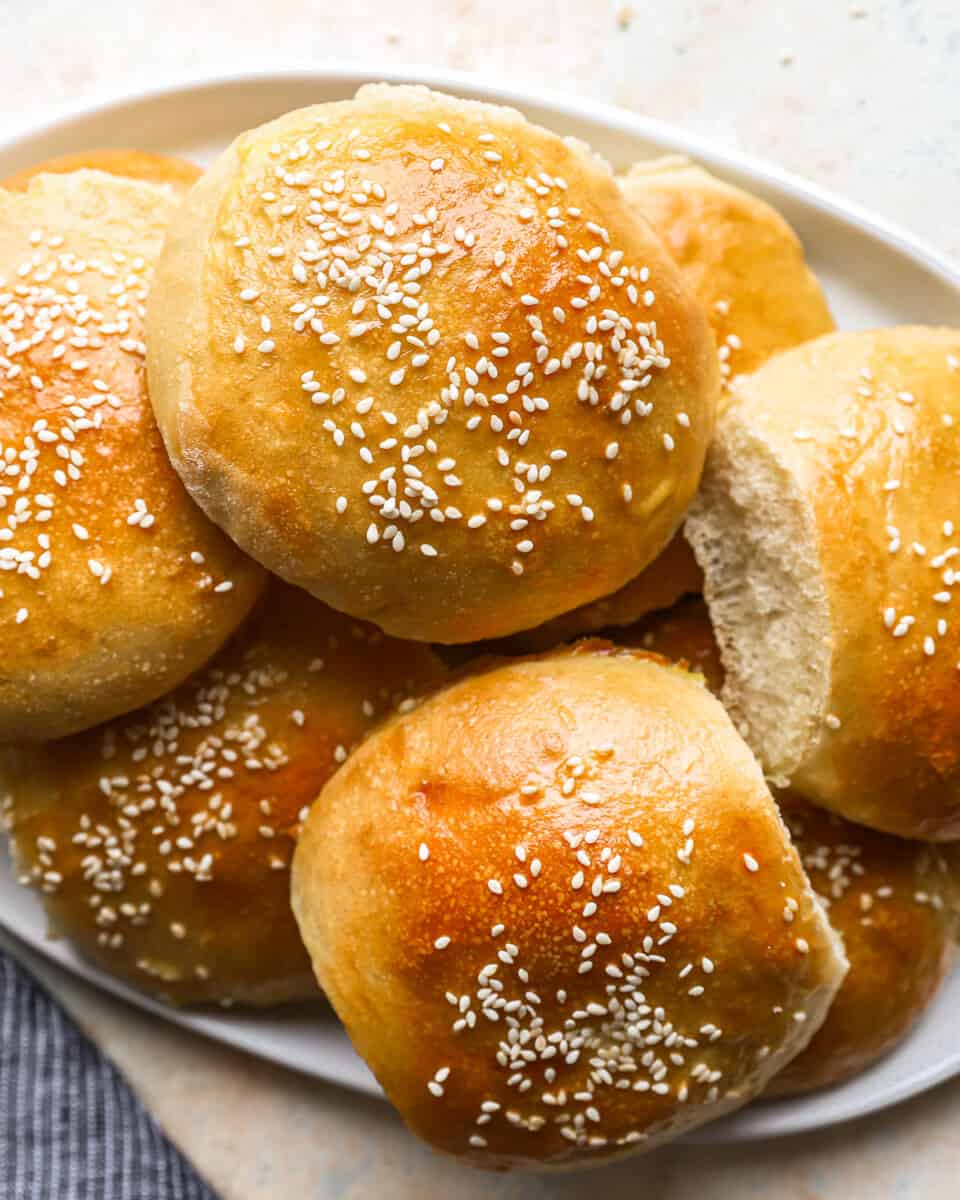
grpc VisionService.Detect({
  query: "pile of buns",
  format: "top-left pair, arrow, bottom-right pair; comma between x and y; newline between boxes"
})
1,84 -> 957,1171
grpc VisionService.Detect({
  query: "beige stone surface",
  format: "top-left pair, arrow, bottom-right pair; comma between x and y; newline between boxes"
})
1,2 -> 958,1196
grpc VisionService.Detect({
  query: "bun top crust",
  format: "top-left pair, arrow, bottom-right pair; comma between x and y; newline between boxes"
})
292,646 -> 845,1168
620,158 -> 834,397
0,171 -> 265,741
2,580 -> 446,1006
770,794 -> 955,1096
147,84 -> 719,643
689,327 -> 960,839
2,150 -> 201,194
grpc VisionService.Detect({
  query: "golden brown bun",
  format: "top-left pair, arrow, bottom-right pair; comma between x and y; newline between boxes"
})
292,646 -> 845,1169
620,158 -> 834,398
3,150 -> 201,194
686,327 -> 960,840
769,795 -> 955,1096
1,580 -> 446,1006
147,84 -> 720,643
617,597 -> 957,1094
0,171 -> 265,741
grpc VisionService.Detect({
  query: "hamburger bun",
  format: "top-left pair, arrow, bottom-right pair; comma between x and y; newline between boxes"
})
686,327 -> 960,839
147,84 -> 720,643
0,170 -> 265,741
292,645 -> 846,1168
770,795 -> 955,1096
1,580 -> 445,1006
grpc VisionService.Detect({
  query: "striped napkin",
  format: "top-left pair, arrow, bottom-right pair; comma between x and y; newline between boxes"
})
0,948 -> 218,1200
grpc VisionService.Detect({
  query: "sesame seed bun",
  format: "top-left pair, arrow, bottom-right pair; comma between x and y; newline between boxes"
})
686,327 -> 960,839
619,157 -> 834,399
291,646 -> 846,1169
146,84 -> 720,644
622,598 -> 957,1095
769,795 -> 955,1096
2,149 -> 201,194
1,580 -> 446,1007
0,170 -> 266,741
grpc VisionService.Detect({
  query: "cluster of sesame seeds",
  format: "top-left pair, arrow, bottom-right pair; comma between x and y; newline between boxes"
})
13,657 -> 302,969
785,807 -> 950,928
711,299 -> 743,391
0,216 -> 231,625
0,232 -> 152,618
788,359 -> 960,677
841,364 -> 960,667
225,120 -> 691,576
416,774 -> 812,1157
9,618 -> 418,986
880,507 -> 957,661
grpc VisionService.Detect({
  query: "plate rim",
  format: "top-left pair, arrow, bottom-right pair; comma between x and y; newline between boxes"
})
1,61 -> 958,294
1,62 -> 958,1147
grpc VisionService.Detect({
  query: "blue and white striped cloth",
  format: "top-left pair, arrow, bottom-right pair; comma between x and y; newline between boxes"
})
0,949 -> 218,1200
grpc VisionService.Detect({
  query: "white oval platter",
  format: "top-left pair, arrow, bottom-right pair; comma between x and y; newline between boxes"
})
0,66 -> 958,1146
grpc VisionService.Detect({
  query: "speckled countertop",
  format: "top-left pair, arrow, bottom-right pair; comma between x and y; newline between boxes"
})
1,2 -> 958,1197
